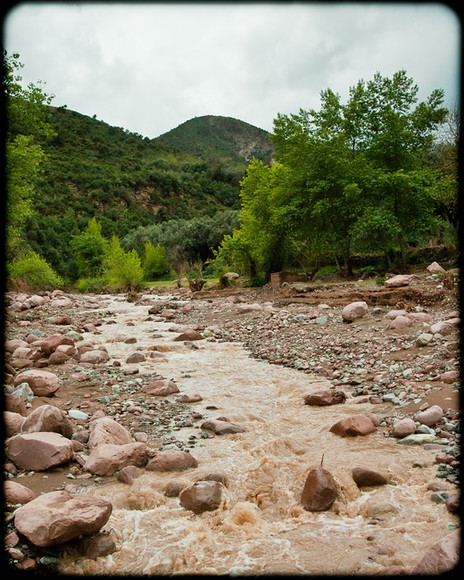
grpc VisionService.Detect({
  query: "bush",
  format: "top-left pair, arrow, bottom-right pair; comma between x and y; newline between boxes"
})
8,251 -> 64,290
75,277 -> 105,293
102,236 -> 144,290
142,242 -> 171,280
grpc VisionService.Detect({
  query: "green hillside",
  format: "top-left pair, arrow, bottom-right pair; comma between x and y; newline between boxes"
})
25,108 -> 272,279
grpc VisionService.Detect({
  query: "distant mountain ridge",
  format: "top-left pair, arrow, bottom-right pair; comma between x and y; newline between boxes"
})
155,115 -> 275,167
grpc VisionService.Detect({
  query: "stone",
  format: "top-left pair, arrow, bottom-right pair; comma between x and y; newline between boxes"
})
200,419 -> 245,435
415,405 -> 444,426
412,530 -> 460,575
388,315 -> 413,330
416,333 -> 434,346
14,490 -> 112,548
173,329 -> 204,341
385,309 -> 408,320
329,415 -> 377,437
84,442 -> 150,476
79,349 -> 110,364
4,480 -> 38,504
304,390 -> 346,406
397,433 -> 436,445
176,393 -> 203,403
391,418 -> 416,438
6,432 -> 74,471
21,404 -> 74,438
430,319 -> 459,335
76,532 -> 117,560
4,411 -> 26,437
440,370 -> 459,383
301,467 -> 338,511
352,466 -> 388,487
125,352 -> 146,363
341,301 -> 368,322
40,335 -> 75,356
426,261 -> 445,274
179,480 -> 222,513
4,393 -> 27,415
88,417 -> 133,449
164,479 -> 189,497
117,465 -> 143,484
384,274 -> 412,287
146,450 -> 198,472
142,379 -> 180,397
13,369 -> 61,397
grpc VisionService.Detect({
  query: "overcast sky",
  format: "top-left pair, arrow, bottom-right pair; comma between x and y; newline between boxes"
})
3,1 -> 461,139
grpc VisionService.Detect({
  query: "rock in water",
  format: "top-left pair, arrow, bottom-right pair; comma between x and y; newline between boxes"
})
14,490 -> 112,547
301,467 -> 338,511
304,390 -> 346,406
329,415 -> 377,437
179,480 -> 222,513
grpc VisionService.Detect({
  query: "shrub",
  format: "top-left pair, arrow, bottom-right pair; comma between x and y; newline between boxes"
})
142,242 -> 171,280
75,277 -> 105,293
8,251 -> 64,290
102,236 -> 144,290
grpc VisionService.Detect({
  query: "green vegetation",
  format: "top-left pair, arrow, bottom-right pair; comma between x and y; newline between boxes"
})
214,71 -> 458,280
7,251 -> 64,290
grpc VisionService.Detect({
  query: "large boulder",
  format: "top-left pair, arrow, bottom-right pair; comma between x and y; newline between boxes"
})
21,404 -> 73,438
84,442 -> 150,476
341,301 -> 368,323
4,480 -> 38,505
6,432 -> 74,471
14,490 -> 112,547
351,466 -> 388,487
179,481 -> 222,513
412,530 -> 460,575
88,416 -> 133,449
146,450 -> 198,472
301,467 -> 338,512
329,415 -> 377,437
13,369 -> 61,397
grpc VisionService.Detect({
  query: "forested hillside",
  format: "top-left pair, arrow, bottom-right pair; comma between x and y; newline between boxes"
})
25,107 -> 271,279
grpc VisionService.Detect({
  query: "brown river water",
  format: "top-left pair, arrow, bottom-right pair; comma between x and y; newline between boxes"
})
55,296 -> 457,575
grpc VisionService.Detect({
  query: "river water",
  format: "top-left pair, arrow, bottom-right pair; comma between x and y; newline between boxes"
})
59,295 -> 458,575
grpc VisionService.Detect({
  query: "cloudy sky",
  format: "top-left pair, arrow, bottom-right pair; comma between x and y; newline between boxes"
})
3,1 -> 461,139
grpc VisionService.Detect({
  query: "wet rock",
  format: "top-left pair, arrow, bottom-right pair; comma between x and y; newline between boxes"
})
412,529 -> 460,575
6,432 -> 74,471
329,415 -> 377,437
146,449 -> 198,472
173,328 -> 204,341
301,467 -> 338,511
4,411 -> 25,437
164,479 -> 189,497
397,433 -> 436,445
84,442 -> 150,476
142,378 -> 180,396
179,480 -> 222,513
176,393 -> 203,403
76,532 -> 117,560
21,404 -> 74,438
88,416 -> 133,449
352,467 -> 388,487
197,472 -> 229,486
415,405 -> 444,426
445,492 -> 459,513
117,465 -> 143,484
391,418 -> 416,438
14,490 -> 112,548
4,480 -> 38,504
342,301 -> 368,322
201,419 -> 245,435
304,390 -> 346,406
125,352 -> 146,363
13,369 -> 61,397
79,349 -> 110,364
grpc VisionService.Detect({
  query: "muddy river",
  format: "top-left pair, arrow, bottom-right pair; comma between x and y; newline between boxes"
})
51,296 -> 458,575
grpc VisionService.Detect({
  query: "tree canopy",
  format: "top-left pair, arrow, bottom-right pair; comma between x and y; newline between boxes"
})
215,71 -> 452,278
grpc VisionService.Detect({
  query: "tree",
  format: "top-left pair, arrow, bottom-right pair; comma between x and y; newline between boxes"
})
70,217 -> 108,278
4,51 -> 55,260
102,235 -> 143,290
142,242 -> 171,280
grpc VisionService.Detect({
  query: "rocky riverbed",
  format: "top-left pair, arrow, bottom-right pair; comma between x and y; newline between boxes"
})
3,265 -> 461,575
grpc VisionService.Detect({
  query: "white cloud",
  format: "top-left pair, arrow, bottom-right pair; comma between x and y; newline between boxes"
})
4,2 -> 460,138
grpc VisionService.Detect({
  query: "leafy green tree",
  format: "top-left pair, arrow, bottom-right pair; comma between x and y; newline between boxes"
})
102,235 -> 143,290
4,51 -> 55,260
70,217 -> 108,278
8,251 -> 64,290
142,242 -> 171,280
